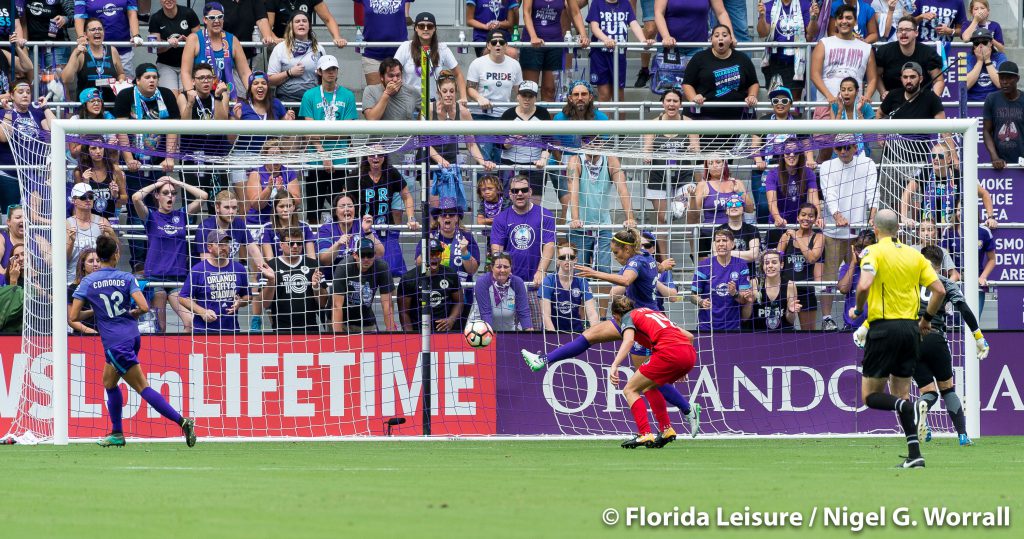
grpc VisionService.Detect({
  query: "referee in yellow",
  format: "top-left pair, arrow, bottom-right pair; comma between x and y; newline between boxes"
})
848,209 -> 946,469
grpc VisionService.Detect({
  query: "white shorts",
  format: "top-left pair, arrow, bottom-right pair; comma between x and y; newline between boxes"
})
157,64 -> 181,90
361,56 -> 381,76
646,186 -> 668,200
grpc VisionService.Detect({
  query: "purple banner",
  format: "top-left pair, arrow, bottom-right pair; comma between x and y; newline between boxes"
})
494,333 -> 1023,436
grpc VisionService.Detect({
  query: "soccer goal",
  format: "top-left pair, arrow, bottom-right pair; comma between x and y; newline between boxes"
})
0,117 -> 981,444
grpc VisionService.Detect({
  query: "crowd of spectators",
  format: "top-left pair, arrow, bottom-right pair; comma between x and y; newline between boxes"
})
0,1 -> 1018,334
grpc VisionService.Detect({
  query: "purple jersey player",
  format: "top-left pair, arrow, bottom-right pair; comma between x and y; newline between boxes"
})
690,228 -> 753,330
68,235 -> 196,448
178,230 -> 252,333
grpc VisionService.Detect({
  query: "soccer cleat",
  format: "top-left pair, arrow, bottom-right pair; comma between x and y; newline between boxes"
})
96,432 -> 126,447
250,317 -> 263,333
822,316 -> 839,331
650,427 -> 677,448
915,399 -> 929,443
521,350 -> 547,372
686,403 -> 701,438
959,433 -> 974,446
181,418 -> 197,448
925,424 -> 932,442
630,68 -> 647,88
621,433 -> 657,449
896,456 -> 925,468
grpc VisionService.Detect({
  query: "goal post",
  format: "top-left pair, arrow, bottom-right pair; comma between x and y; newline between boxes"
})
32,117 -> 982,444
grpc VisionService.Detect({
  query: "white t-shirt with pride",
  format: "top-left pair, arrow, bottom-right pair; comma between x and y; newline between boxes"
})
466,55 -> 524,118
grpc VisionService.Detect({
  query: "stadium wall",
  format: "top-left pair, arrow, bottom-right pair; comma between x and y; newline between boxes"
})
1,334 -> 1021,438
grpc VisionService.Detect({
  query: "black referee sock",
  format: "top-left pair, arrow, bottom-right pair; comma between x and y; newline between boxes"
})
942,388 -> 968,436
867,393 -> 920,458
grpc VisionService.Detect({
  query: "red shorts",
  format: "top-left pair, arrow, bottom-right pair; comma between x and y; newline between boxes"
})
638,344 -> 697,386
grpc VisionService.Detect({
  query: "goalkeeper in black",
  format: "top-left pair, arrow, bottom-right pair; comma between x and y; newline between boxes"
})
917,246 -> 991,447
848,209 -> 946,469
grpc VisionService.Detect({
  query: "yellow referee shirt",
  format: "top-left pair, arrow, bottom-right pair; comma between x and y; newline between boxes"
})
859,237 -> 939,322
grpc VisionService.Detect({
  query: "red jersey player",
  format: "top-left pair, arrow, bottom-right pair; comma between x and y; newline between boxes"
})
608,297 -> 698,448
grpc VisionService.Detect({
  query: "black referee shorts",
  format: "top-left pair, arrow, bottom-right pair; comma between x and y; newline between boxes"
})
913,332 -> 955,388
863,319 -> 920,379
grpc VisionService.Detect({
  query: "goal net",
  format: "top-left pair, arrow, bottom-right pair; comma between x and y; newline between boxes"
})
0,118 -> 981,443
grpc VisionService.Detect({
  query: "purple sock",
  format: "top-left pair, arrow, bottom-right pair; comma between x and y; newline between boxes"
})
658,385 -> 692,415
547,335 -> 592,364
105,387 -> 123,433
140,387 -> 183,426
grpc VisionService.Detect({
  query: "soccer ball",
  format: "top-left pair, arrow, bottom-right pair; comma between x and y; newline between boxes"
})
463,320 -> 494,348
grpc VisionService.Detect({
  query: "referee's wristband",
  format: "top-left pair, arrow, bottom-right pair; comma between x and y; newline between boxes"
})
922,311 -> 935,322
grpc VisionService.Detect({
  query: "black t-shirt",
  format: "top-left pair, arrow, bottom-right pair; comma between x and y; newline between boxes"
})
745,280 -> 795,332
267,0 -> 323,37
149,6 -> 201,67
875,42 -> 943,94
267,255 -> 322,332
221,0 -> 269,58
357,169 -> 405,235
332,258 -> 394,328
397,265 -> 461,330
683,48 -> 758,119
23,0 -> 70,41
113,86 -> 182,119
880,88 -> 944,120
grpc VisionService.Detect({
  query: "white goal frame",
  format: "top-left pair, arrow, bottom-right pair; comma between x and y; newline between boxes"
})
46,118 -> 981,444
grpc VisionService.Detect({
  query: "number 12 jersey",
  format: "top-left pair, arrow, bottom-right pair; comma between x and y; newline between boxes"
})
72,267 -> 142,348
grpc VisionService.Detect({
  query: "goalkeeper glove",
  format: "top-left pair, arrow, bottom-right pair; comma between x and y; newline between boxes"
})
853,323 -> 868,349
974,330 -> 990,361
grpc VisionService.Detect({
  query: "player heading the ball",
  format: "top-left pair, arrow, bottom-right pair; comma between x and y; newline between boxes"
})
68,235 -> 197,448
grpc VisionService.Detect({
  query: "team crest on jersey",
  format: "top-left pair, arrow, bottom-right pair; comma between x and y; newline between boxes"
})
714,283 -> 731,297
571,288 -> 581,298
510,224 -> 535,250
369,0 -> 404,16
439,279 -> 449,289
300,265 -> 310,274
28,2 -> 44,16
172,215 -> 181,224
730,271 -> 739,281
557,300 -> 572,315
102,3 -> 119,17
181,20 -> 190,30
429,290 -> 443,307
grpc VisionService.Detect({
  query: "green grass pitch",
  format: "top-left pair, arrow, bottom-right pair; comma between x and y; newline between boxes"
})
2,438 -> 1021,538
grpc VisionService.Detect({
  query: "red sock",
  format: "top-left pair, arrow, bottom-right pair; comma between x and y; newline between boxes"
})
630,399 -> 652,435
644,389 -> 671,431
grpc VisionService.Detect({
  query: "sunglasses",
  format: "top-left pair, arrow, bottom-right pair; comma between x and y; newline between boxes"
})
489,39 -> 506,46
558,254 -> 576,261
509,187 -> 530,195
642,243 -> 654,249
416,23 -> 435,30
205,14 -> 224,21
358,252 -> 375,259
76,192 -> 95,200
770,97 -> 791,106
896,27 -> 915,34
836,145 -> 854,152
159,190 -> 177,196
784,152 -> 800,158
283,240 -> 303,246
932,153 -> 948,160
725,199 -> 744,208
436,73 -> 457,82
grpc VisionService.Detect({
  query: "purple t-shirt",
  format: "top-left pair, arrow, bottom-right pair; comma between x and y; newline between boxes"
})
587,0 -> 637,48
763,0 -> 812,59
763,167 -> 819,223
72,267 -> 142,348
74,0 -> 137,54
195,216 -> 250,262
180,259 -> 250,333
259,221 -> 315,258
315,220 -> 360,262
691,255 -> 751,330
0,106 -> 46,166
358,0 -> 413,60
527,0 -> 566,42
621,251 -> 659,310
913,0 -> 968,43
490,204 -> 556,282
965,50 -> 1007,101
245,167 -> 300,226
942,225 -> 994,271
468,0 -> 521,42
665,0 -> 714,45
838,261 -> 867,328
144,208 -> 189,278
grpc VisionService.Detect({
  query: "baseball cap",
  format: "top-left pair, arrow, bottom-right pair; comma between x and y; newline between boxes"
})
79,88 -> 102,105
428,238 -> 445,253
359,237 -> 376,256
970,27 -> 994,42
414,12 -> 436,25
71,183 -> 93,199
487,29 -> 506,43
998,61 -> 1019,77
640,230 -> 656,243
317,55 -> 339,71
206,229 -> 230,244
204,2 -> 224,15
135,62 -> 160,79
901,61 -> 923,76
519,80 -> 539,95
768,87 -> 793,100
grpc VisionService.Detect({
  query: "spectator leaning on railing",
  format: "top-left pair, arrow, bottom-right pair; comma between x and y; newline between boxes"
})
220,0 -> 279,60
982,61 -> 1023,171
180,2 -> 252,100
74,0 -> 142,74
266,10 -> 326,105
394,13 -> 467,103
874,15 -> 944,100
147,0 -> 201,92
62,18 -> 123,102
682,24 -> 758,123
961,0 -> 1003,52
356,0 -> 414,86
266,0 -> 347,47
22,0 -> 72,72
810,4 -> 876,122
756,0 -> 820,100
521,0 -> 588,101
828,0 -> 880,43
964,27 -> 1006,103
467,29 -> 523,164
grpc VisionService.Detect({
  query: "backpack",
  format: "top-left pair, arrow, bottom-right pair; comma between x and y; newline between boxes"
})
649,49 -> 689,95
